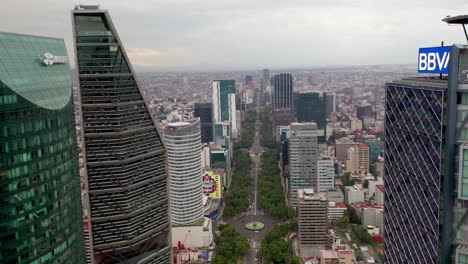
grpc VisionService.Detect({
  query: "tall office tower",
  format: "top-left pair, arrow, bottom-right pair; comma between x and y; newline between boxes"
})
72,6 -> 170,263
298,189 -> 328,256
356,104 -> 373,121
295,92 -> 327,143
194,103 -> 214,143
212,80 -> 236,123
272,73 -> 294,131
288,123 -> 320,207
335,137 -> 355,162
364,138 -> 382,164
325,93 -> 336,116
261,68 -> 270,93
164,119 -> 203,225
0,33 -> 84,263
317,156 -> 335,192
384,43 -> 468,263
245,75 -> 253,85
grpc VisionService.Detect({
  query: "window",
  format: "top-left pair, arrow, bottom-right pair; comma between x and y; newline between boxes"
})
459,252 -> 468,264
461,149 -> 468,199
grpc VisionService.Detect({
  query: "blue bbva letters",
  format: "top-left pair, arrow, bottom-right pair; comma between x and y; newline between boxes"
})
418,46 -> 451,74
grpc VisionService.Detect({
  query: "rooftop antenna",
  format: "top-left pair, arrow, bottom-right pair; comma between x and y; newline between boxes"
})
442,15 -> 468,43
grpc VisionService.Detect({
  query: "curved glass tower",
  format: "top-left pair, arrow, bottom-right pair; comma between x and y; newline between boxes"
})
0,33 -> 84,263
164,119 -> 204,225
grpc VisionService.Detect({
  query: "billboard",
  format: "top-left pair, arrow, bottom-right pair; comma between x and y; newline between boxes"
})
418,46 -> 451,74
202,171 -> 222,199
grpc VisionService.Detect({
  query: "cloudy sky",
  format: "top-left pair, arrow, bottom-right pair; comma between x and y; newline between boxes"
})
1,0 -> 467,71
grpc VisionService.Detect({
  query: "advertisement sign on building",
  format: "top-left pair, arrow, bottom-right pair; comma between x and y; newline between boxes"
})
202,171 -> 222,199
418,46 -> 451,74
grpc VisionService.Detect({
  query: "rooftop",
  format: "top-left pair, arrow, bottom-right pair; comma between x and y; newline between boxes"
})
376,185 -> 384,193
442,15 -> 468,24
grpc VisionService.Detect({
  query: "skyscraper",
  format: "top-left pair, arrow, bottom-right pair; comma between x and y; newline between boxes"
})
325,93 -> 336,116
194,103 -> 214,143
0,33 -> 84,263
72,5 -> 170,263
295,92 -> 327,143
212,80 -> 235,123
287,123 -> 320,207
356,104 -> 373,121
164,119 -> 204,225
384,44 -> 468,263
272,73 -> 294,131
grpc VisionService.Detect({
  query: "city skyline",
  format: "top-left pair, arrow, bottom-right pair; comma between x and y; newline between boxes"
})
1,0 -> 467,71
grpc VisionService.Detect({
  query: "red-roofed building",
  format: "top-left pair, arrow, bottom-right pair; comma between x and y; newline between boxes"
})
328,202 -> 347,223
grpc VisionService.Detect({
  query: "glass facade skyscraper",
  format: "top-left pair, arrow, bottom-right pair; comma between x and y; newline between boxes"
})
72,6 -> 170,263
0,33 -> 84,263
294,92 -> 327,143
272,73 -> 294,130
194,103 -> 214,143
384,45 -> 468,263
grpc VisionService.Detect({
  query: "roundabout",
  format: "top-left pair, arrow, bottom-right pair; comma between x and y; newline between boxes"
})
245,221 -> 265,231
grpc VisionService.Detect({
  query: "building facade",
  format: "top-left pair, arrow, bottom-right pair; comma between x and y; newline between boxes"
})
317,156 -> 335,192
288,123 -> 320,207
212,80 -> 235,123
164,120 -> 204,225
335,137 -> 355,162
356,105 -> 373,121
384,44 -> 468,263
193,103 -> 213,144
272,73 -> 294,129
295,92 -> 327,143
72,6 -> 170,263
298,189 -> 328,253
0,32 -> 85,264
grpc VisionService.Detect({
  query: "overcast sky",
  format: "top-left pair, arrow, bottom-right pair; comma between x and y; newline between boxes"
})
1,0 -> 467,71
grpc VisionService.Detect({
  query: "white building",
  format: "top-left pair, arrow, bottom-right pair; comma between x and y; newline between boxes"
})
362,206 -> 384,235
345,186 -> 365,204
317,156 -> 335,192
375,185 -> 384,206
201,144 -> 211,169
367,176 -> 383,196
328,202 -> 347,222
171,217 -> 214,249
165,119 -> 204,225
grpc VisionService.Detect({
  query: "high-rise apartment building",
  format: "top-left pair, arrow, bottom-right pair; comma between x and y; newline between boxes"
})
272,73 -> 294,130
287,123 -> 320,207
335,137 -> 355,162
194,103 -> 214,143
384,43 -> 468,263
298,189 -> 328,255
317,156 -> 335,192
164,119 -> 204,225
72,5 -> 170,263
0,32 -> 85,264
295,92 -> 327,143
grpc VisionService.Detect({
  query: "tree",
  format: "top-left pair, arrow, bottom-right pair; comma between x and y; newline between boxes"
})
353,226 -> 372,244
363,179 -> 369,189
347,205 -> 361,224
336,215 -> 350,228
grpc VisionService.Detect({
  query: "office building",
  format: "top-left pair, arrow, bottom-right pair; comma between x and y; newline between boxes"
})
362,206 -> 384,235
165,119 -> 204,225
298,189 -> 328,255
384,43 -> 468,263
375,185 -> 384,206
72,6 -> 170,263
288,123 -> 321,207
212,80 -> 235,123
365,138 -> 382,164
245,75 -> 253,84
356,104 -> 373,121
325,93 -> 336,116
335,137 -> 355,162
295,92 -> 327,143
272,73 -> 294,130
328,202 -> 347,223
345,144 -> 369,176
344,186 -> 365,204
194,103 -> 213,143
317,156 -> 335,192
0,32 -> 85,264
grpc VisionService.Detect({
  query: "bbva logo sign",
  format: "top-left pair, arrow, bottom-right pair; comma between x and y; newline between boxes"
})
418,46 -> 451,74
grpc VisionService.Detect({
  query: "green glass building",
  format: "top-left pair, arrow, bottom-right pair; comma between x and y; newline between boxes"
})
0,33 -> 84,263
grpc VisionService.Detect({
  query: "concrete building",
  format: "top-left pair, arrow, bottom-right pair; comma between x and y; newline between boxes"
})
171,218 -> 213,249
212,80 -> 235,123
320,248 -> 354,264
72,6 -> 170,263
375,185 -> 384,205
367,176 -> 383,196
345,186 -> 365,204
362,206 -> 384,235
335,137 -> 355,162
345,144 -> 369,176
356,105 -> 373,121
326,190 -> 345,202
165,119 -> 204,225
298,189 -> 328,256
317,156 -> 336,192
0,32 -> 85,264
350,117 -> 363,131
288,123 -> 321,206
328,202 -> 347,223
